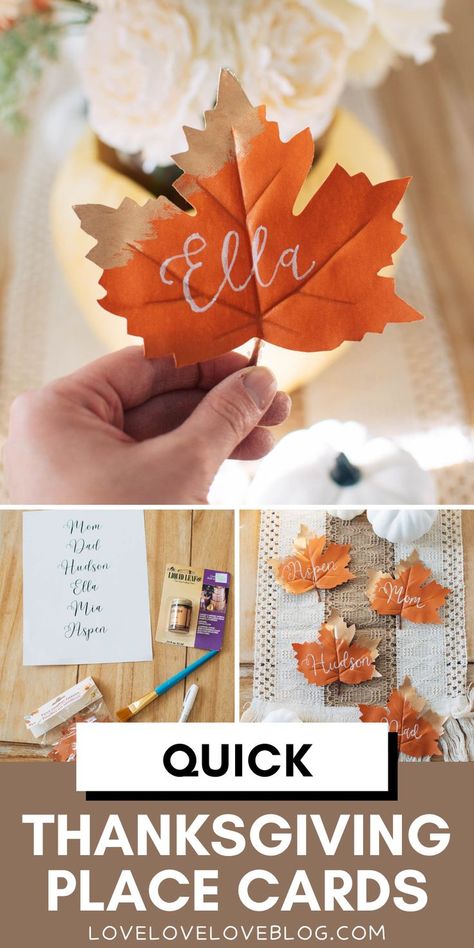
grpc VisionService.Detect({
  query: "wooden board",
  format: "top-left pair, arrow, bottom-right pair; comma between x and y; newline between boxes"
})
0,509 -> 235,758
239,510 -> 260,666
187,509 -> 235,724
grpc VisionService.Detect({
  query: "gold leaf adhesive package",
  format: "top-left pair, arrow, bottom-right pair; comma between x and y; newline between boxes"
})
156,563 -> 230,650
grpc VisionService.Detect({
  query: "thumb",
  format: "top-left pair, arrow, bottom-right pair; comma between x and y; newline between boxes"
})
180,364 -> 278,481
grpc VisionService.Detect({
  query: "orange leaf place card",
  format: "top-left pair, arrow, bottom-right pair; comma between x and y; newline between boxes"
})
75,69 -> 422,368
269,524 -> 355,597
359,677 -> 446,758
367,550 -> 450,624
293,612 -> 381,686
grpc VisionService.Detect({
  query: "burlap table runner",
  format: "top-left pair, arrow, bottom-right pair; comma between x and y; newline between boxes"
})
324,515 -> 397,707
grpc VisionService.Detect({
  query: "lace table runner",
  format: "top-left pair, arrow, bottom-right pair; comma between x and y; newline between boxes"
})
246,509 -> 472,760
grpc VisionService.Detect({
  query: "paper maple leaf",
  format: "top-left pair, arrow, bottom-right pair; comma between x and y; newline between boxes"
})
367,550 -> 450,624
293,612 -> 381,686
269,524 -> 354,595
75,69 -> 422,367
359,677 -> 445,757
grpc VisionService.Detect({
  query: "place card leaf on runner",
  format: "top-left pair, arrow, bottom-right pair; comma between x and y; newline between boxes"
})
367,550 -> 450,624
359,676 -> 446,757
293,612 -> 381,686
269,524 -> 355,596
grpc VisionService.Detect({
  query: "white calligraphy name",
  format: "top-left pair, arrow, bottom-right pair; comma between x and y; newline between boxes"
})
382,581 -> 424,610
302,649 -> 371,676
380,716 -> 421,742
283,559 -> 336,583
160,225 -> 316,313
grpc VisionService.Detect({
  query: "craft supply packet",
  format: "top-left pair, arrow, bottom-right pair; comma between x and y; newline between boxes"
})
156,563 -> 231,650
25,677 -> 110,762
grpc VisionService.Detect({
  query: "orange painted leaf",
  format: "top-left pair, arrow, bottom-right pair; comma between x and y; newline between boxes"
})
367,550 -> 450,624
49,720 -> 78,763
269,523 -> 355,595
293,612 -> 381,686
359,676 -> 445,757
75,69 -> 422,367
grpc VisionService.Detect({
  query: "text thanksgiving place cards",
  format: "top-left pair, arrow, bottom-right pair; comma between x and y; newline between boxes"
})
23,510 -> 152,666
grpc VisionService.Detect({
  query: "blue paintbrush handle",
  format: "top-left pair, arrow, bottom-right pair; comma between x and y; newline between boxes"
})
155,650 -> 219,697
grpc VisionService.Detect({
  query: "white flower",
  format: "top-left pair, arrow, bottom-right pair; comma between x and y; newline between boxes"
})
229,0 -> 372,142
81,0 -> 223,168
80,0 -> 449,165
348,0 -> 449,86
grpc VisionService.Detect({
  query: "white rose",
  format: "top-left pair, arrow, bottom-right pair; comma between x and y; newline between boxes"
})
229,0 -> 372,142
81,0 -> 223,169
309,0 -> 373,48
348,0 -> 449,86
229,0 -> 370,138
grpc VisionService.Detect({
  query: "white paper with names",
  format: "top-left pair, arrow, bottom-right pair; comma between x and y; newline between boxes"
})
23,510 -> 152,666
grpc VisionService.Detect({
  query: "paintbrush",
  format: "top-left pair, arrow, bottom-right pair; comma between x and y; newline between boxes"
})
116,650 -> 219,721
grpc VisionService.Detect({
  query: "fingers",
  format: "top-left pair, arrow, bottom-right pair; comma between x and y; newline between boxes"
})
64,346 -> 256,413
125,384 -> 275,458
230,427 -> 275,461
164,365 -> 280,486
124,389 -> 203,440
124,388 -> 291,440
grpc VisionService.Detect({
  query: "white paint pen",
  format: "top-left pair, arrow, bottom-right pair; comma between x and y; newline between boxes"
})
178,684 -> 199,722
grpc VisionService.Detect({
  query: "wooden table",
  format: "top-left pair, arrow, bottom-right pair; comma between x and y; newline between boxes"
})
254,0 -> 474,443
240,510 -> 474,715
0,509 -> 234,760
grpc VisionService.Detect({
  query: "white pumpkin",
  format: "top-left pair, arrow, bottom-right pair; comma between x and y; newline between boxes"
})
327,507 -> 365,520
208,459 -> 251,505
367,508 -> 438,544
263,708 -> 302,723
245,421 -> 437,505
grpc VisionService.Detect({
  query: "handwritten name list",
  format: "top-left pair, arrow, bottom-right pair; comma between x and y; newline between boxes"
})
23,511 -> 152,666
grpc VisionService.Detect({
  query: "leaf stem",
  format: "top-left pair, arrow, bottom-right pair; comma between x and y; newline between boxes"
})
248,338 -> 262,366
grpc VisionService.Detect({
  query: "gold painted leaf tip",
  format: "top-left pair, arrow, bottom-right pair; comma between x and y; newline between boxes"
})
216,67 -> 251,106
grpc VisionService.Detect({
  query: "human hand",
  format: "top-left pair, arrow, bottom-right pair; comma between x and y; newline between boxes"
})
4,346 -> 290,503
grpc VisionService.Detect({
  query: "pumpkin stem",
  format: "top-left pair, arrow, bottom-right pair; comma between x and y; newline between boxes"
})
330,452 -> 361,487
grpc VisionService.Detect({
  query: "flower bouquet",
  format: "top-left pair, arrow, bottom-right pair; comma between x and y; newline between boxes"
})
0,0 -> 448,389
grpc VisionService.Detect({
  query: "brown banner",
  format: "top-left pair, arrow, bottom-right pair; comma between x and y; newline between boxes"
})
0,762 -> 472,947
